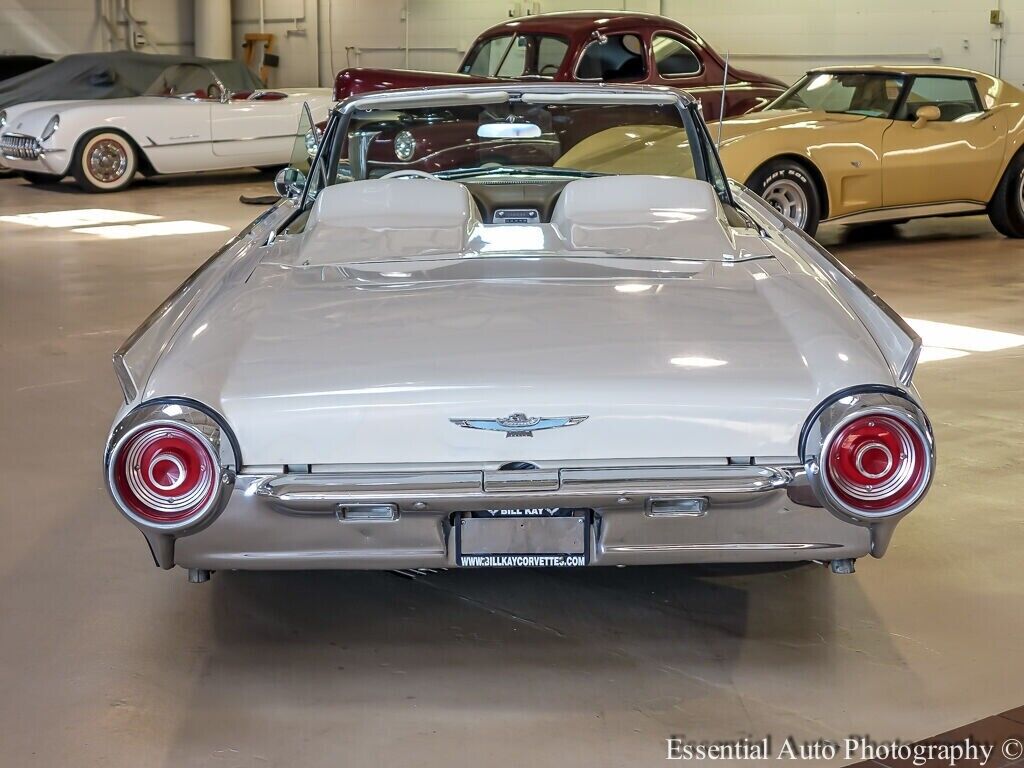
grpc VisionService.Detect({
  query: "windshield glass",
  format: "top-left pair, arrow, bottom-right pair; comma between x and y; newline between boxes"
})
144,63 -> 261,98
461,34 -> 569,78
326,94 -> 709,186
769,72 -> 906,117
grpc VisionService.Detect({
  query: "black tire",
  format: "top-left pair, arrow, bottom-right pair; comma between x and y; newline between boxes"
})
747,159 -> 822,236
987,151 -> 1024,238
20,171 -> 61,185
71,130 -> 138,193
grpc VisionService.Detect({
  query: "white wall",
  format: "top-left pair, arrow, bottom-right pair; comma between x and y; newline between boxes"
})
660,0 -> 1024,86
325,0 -> 1024,87
3,0 -> 1024,88
231,0 -> 320,88
0,0 -> 192,57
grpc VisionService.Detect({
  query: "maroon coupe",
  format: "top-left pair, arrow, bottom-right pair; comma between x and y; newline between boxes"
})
334,11 -> 785,119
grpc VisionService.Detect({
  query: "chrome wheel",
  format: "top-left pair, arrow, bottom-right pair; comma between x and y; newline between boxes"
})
88,139 -> 128,183
763,178 -> 809,228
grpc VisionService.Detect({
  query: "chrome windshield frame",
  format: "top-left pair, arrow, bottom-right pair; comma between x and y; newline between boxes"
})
305,83 -> 734,208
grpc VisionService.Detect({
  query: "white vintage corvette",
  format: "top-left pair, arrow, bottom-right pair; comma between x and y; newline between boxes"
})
0,62 -> 332,192
103,84 -> 934,582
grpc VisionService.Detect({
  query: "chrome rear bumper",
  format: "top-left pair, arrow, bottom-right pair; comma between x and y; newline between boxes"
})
145,464 -> 882,571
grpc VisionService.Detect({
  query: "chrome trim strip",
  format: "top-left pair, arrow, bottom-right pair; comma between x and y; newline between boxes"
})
605,542 -> 843,553
560,465 -> 791,493
112,351 -> 137,402
339,83 -> 697,116
828,201 -> 985,225
144,132 -> 296,149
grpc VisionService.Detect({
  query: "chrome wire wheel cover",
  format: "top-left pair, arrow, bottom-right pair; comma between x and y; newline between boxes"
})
763,178 -> 808,228
88,139 -> 128,183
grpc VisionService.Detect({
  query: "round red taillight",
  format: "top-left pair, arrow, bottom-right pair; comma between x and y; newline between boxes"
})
825,413 -> 927,513
113,425 -> 217,523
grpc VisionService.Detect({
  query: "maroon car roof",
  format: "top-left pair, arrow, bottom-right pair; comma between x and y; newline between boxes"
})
478,11 -> 701,40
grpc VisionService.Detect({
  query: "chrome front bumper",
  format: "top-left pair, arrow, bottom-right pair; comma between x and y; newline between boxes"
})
139,464 -> 884,571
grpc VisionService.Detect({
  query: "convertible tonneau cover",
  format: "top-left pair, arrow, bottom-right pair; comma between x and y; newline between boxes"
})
0,51 -> 263,110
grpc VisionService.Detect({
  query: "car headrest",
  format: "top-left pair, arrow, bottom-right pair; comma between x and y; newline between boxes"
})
551,175 -> 726,253
301,179 -> 481,263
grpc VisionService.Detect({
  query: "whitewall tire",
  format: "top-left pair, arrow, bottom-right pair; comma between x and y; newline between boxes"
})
71,131 -> 138,193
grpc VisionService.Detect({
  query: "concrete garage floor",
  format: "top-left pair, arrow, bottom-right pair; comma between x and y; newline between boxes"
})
0,172 -> 1022,768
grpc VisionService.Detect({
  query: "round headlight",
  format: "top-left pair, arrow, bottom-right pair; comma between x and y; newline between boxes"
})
0,110 -> 7,131
41,114 -> 59,141
394,130 -> 416,161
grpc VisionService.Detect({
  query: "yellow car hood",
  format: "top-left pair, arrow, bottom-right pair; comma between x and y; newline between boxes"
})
717,109 -> 869,145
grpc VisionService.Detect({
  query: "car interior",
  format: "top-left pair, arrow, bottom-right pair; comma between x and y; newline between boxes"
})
896,77 -> 981,121
576,34 -> 647,81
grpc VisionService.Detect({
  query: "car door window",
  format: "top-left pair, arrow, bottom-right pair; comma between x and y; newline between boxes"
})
897,77 -> 981,121
652,34 -> 701,78
463,35 -> 513,76
576,34 -> 647,82
535,37 -> 568,77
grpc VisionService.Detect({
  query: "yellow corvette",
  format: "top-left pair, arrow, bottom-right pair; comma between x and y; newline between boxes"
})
556,65 -> 1024,237
716,65 -> 1024,235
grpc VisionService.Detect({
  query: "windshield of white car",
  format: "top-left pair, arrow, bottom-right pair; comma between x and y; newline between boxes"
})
461,34 -> 569,78
769,72 -> 906,118
143,63 -> 262,99
325,98 -> 710,186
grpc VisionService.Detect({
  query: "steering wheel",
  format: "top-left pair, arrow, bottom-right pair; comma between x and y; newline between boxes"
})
379,169 -> 439,181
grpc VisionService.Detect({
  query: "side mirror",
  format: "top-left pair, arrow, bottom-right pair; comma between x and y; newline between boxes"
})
274,167 -> 306,198
912,105 -> 941,128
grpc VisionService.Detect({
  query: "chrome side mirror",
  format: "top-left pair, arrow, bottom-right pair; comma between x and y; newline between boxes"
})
274,167 -> 307,198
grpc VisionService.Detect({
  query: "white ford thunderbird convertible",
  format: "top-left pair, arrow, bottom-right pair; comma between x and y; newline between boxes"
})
103,84 -> 934,582
0,62 -> 332,192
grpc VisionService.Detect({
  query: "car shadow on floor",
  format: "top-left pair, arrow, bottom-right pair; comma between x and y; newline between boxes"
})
7,170 -> 272,195
819,216 -> 997,255
178,564 -> 899,697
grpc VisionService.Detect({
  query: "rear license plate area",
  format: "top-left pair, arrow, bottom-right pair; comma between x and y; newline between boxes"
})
456,508 -> 590,567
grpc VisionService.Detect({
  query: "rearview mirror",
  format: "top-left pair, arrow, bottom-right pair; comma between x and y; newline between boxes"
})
913,105 -> 941,128
274,167 -> 306,198
477,122 -> 542,139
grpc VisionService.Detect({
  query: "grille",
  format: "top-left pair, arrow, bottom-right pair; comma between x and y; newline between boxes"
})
1,133 -> 42,160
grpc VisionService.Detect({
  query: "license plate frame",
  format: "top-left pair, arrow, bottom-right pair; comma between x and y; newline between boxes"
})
456,509 -> 590,567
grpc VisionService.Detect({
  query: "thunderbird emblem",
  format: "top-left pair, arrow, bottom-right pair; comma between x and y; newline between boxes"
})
450,413 -> 588,438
